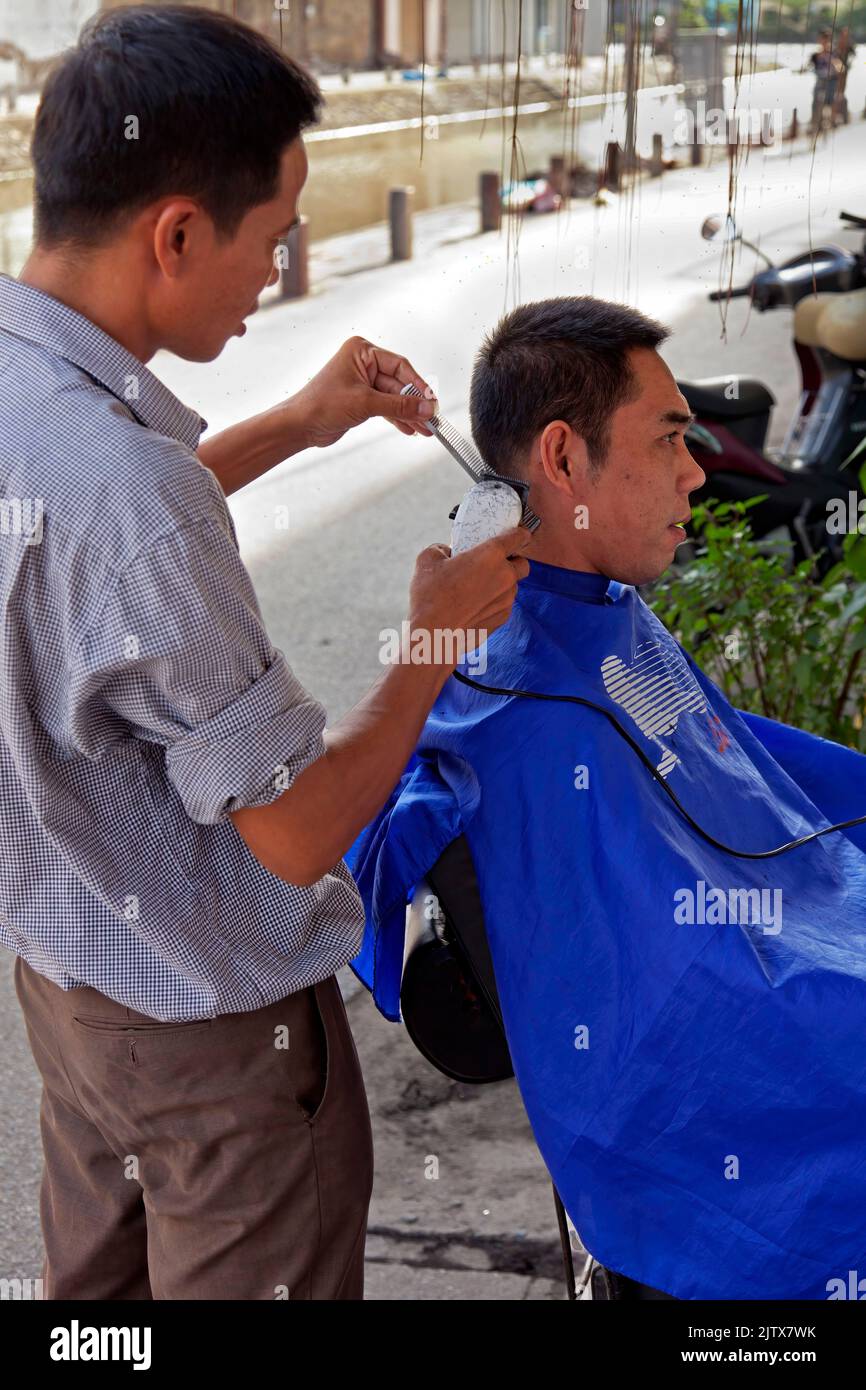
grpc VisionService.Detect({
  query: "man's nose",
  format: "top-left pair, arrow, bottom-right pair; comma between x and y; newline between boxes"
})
685,453 -> 706,493
266,258 -> 280,288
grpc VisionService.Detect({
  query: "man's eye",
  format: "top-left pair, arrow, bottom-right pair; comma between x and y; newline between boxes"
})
661,431 -> 680,444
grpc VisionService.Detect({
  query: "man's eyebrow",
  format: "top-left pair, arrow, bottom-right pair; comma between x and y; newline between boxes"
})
660,410 -> 696,426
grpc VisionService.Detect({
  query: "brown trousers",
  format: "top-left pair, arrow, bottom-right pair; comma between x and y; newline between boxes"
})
14,957 -> 374,1300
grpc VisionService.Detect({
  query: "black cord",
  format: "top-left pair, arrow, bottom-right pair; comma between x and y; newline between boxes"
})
452,671 -> 866,860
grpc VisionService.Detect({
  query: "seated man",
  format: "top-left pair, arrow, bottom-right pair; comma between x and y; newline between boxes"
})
347,296 -> 866,1300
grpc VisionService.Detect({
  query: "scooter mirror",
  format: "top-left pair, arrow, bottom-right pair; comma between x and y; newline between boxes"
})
701,213 -> 739,243
701,214 -> 722,241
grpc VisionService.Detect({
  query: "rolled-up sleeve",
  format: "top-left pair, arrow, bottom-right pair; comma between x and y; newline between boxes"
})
71,516 -> 326,824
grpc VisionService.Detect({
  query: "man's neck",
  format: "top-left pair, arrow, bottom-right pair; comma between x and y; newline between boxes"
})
526,530 -> 602,575
19,246 -> 156,363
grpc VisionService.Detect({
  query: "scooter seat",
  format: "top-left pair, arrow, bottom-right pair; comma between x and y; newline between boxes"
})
796,287 -> 866,361
793,292 -> 840,346
679,376 -> 775,419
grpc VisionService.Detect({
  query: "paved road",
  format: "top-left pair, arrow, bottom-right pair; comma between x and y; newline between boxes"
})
1,118 -> 864,1299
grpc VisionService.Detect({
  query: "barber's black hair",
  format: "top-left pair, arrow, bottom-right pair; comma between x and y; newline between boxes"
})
470,296 -> 671,477
31,4 -> 322,248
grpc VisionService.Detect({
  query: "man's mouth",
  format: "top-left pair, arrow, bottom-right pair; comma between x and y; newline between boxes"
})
234,303 -> 260,337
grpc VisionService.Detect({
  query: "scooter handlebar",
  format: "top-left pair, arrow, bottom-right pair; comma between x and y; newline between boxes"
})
708,286 -> 751,302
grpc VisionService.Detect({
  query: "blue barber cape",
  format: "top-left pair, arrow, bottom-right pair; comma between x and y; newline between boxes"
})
347,560 -> 866,1300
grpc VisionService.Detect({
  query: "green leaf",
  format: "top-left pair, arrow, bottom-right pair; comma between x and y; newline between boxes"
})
838,590 -> 866,624
844,534 -> 866,580
794,654 -> 814,691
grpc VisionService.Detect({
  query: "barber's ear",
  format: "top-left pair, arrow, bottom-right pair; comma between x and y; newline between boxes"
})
152,200 -> 201,279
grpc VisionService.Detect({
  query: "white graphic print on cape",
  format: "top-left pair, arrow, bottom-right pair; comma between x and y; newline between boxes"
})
600,638 -> 710,777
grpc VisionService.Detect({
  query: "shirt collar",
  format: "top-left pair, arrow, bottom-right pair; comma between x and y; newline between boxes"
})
523,559 -> 629,605
0,274 -> 206,450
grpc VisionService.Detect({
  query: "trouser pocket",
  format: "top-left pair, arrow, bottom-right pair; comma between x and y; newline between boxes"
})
290,982 -> 330,1123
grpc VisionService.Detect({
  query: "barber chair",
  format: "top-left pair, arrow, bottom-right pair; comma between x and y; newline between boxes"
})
400,834 -> 677,1302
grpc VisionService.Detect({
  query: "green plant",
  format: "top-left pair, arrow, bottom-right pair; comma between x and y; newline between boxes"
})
678,1 -> 710,27
648,496 -> 866,750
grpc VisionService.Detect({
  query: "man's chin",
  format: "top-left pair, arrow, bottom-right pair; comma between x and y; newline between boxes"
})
169,335 -> 236,364
606,554 -> 675,588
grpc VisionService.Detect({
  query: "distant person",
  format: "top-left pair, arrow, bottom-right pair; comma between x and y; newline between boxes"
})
0,39 -> 19,114
836,26 -> 857,122
805,29 -> 845,132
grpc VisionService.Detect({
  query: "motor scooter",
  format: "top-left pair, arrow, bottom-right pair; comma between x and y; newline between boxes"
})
677,211 -> 866,568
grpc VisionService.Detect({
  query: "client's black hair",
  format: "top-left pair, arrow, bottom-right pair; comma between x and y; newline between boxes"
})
470,296 -> 671,478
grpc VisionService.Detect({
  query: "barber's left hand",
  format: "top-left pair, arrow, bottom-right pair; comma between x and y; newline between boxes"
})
287,336 -> 438,449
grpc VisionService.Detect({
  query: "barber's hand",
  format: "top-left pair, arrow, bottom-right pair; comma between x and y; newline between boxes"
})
407,527 -> 533,665
286,336 -> 438,448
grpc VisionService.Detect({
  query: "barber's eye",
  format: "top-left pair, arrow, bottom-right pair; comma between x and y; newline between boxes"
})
662,431 -> 679,444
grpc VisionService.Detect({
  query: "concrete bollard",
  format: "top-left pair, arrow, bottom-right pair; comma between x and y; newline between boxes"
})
603,142 -> 621,191
789,108 -> 799,139
280,215 -> 310,300
480,171 -> 501,232
389,186 -> 414,261
650,132 -> 663,176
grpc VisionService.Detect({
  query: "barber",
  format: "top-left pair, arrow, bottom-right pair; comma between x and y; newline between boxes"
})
0,6 -> 530,1302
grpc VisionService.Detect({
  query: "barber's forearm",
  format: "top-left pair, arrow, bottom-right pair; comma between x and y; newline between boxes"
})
317,658 -> 452,841
237,660 -> 452,885
197,400 -> 308,496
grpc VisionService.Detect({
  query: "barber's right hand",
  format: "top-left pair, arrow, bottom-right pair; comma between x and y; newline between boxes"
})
407,526 -> 533,663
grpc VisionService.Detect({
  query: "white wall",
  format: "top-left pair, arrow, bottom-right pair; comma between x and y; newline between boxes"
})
0,0 -> 98,58
449,0 -> 608,65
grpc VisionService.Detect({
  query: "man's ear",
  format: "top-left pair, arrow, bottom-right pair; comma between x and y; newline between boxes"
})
151,199 -> 205,279
538,420 -> 590,496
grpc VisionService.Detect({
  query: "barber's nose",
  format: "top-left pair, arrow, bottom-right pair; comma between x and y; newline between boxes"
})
267,259 -> 280,288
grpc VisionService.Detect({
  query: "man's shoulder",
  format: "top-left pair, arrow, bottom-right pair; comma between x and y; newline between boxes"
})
0,326 -> 224,548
